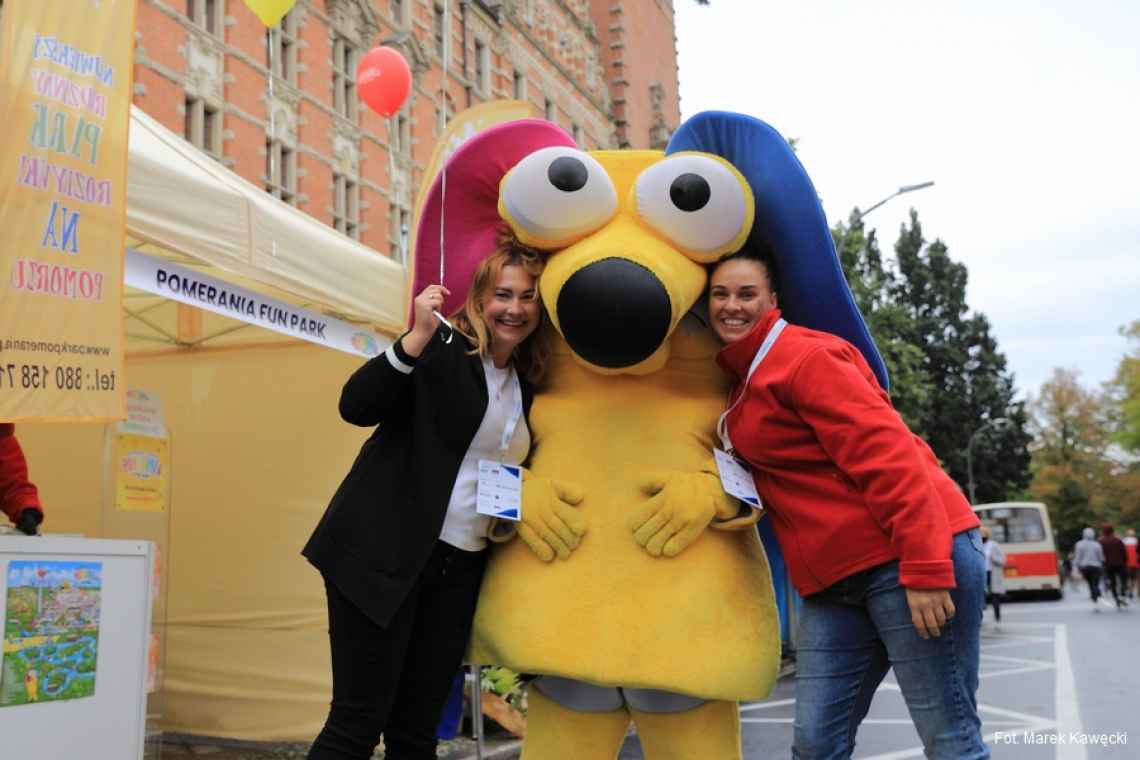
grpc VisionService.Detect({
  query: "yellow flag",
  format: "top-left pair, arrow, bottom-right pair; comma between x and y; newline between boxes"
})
241,0 -> 298,27
0,0 -> 136,421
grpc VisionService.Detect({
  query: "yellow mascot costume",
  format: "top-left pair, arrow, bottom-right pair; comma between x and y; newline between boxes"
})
412,116 -> 782,759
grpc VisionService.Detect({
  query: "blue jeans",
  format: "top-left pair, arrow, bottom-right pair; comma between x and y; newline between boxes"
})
793,529 -> 989,759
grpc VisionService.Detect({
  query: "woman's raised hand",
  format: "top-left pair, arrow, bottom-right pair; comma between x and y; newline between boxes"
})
411,284 -> 451,337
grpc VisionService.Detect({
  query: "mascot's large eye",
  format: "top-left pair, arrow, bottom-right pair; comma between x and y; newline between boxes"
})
633,153 -> 754,263
499,147 -> 618,249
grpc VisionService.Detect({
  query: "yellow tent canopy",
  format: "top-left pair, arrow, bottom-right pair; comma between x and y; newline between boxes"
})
19,107 -> 409,740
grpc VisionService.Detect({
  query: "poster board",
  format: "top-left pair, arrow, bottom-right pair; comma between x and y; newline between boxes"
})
0,536 -> 153,759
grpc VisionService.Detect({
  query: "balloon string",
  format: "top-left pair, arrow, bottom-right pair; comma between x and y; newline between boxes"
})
434,3 -> 450,341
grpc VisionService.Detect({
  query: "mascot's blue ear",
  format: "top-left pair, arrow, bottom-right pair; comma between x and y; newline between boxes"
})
668,111 -> 889,390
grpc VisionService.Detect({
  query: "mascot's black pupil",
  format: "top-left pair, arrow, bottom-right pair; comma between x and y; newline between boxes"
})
548,156 -> 589,192
670,173 -> 711,212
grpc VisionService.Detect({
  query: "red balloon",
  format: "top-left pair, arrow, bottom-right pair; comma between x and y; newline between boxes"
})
357,47 -> 412,117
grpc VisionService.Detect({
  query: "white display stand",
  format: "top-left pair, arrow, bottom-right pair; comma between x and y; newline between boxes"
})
0,535 -> 154,760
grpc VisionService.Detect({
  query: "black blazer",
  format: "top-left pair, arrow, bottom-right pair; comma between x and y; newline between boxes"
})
303,327 -> 535,628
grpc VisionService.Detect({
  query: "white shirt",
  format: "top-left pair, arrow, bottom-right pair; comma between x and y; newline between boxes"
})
439,356 -> 530,551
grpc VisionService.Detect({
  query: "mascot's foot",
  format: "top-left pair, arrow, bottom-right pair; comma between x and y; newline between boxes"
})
521,687 -> 630,760
631,699 -> 741,760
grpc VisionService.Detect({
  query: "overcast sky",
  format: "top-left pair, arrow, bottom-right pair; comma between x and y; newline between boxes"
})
674,0 -> 1140,400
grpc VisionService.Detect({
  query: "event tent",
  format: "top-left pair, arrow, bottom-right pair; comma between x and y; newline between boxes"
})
19,107 -> 409,740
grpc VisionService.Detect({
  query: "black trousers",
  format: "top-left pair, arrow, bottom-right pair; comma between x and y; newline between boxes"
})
308,541 -> 487,760
1080,566 -> 1102,601
1104,565 -> 1127,604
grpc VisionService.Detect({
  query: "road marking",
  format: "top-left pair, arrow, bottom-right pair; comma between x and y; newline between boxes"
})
739,698 -> 795,712
980,652 -> 1055,666
1054,624 -> 1087,760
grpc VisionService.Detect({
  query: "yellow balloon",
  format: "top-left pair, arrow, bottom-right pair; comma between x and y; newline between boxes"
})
242,0 -> 298,27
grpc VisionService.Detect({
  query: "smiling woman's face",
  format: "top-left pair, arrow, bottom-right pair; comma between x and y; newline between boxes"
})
708,258 -> 779,344
481,264 -> 540,358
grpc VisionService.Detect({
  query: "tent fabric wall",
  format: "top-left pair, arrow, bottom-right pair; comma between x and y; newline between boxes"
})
20,340 -> 370,740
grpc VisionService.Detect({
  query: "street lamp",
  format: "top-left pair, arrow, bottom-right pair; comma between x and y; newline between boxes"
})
967,417 -> 1009,504
854,181 -> 935,222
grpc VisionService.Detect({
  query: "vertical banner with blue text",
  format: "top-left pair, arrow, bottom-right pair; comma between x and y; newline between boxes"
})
0,0 -> 136,421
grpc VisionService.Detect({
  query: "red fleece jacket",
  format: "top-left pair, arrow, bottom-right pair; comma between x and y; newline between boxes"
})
716,310 -> 978,595
1,424 -> 43,524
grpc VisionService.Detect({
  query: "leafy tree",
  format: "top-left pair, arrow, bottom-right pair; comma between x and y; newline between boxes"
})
833,209 -> 1031,502
1027,368 -> 1116,548
1108,319 -> 1140,453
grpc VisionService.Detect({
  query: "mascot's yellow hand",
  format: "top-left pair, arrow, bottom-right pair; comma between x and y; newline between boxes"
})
630,469 -> 738,558
519,471 -> 587,562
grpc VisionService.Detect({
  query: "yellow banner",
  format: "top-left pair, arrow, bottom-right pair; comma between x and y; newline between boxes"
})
0,0 -> 136,421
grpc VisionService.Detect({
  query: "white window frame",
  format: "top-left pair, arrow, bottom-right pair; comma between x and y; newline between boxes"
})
266,139 -> 297,205
475,38 -> 490,95
390,205 -> 410,263
390,0 -> 407,27
572,123 -> 582,146
332,35 -> 359,123
187,0 -> 224,38
269,9 -> 298,86
433,4 -> 445,58
544,98 -> 555,122
333,174 -> 360,240
184,96 -> 222,159
513,69 -> 526,100
396,111 -> 411,156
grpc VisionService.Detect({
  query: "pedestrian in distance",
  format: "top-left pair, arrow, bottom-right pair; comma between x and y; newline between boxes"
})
1074,527 -> 1106,608
981,526 -> 1005,627
1098,523 -> 1128,609
708,245 -> 989,760
302,243 -> 561,760
1124,528 -> 1138,599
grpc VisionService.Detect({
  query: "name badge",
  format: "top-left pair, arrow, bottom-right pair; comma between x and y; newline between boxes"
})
476,460 -> 522,521
713,448 -> 762,508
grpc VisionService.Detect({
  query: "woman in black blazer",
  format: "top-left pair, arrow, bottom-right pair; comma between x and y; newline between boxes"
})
303,244 -> 581,760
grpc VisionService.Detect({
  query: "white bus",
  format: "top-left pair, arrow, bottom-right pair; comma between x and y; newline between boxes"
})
973,502 -> 1062,598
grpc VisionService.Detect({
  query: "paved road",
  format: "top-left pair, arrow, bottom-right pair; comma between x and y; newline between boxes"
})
620,586 -> 1139,758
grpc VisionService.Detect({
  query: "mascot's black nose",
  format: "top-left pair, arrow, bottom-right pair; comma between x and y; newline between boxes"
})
557,258 -> 671,368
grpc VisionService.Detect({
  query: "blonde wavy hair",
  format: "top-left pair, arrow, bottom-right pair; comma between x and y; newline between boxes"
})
451,239 -> 553,387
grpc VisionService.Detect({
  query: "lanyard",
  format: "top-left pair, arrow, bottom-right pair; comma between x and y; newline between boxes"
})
496,370 -> 524,453
716,318 -> 786,452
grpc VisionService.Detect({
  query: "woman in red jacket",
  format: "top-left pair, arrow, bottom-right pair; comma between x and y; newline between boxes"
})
708,246 -> 987,760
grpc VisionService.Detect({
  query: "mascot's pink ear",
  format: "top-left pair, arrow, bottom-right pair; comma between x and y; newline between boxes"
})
411,119 -> 576,321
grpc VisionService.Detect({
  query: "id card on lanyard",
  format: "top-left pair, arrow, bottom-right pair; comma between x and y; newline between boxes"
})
476,374 -> 525,521
713,318 -> 787,508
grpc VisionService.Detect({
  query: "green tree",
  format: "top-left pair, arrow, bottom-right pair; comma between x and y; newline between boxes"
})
1109,319 -> 1140,452
1027,368 -> 1116,548
834,209 -> 1031,501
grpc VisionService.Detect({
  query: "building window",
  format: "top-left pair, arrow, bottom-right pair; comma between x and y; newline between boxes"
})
396,112 -> 411,156
390,205 -> 410,262
572,123 -> 582,146
268,10 -> 298,85
266,139 -> 296,205
184,96 -> 222,158
334,174 -> 360,240
333,36 -> 358,122
544,98 -> 555,122
474,39 -> 491,95
187,0 -> 223,37
433,4 -> 445,58
390,0 -> 406,26
513,70 -> 526,100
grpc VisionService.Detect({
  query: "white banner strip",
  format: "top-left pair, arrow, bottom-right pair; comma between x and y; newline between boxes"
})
124,248 -> 391,358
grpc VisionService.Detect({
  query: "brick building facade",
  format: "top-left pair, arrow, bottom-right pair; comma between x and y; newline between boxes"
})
126,0 -> 682,264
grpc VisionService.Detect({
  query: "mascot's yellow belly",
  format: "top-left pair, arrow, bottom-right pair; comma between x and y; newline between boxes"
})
470,329 -> 780,701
